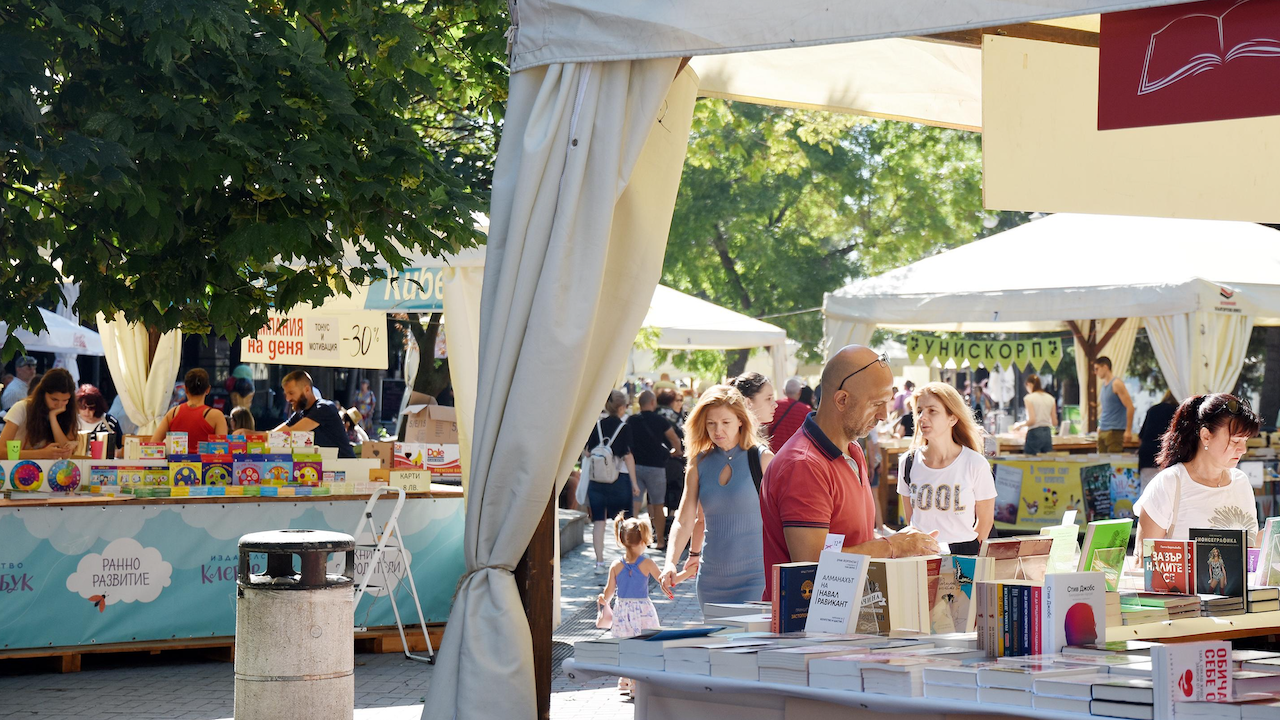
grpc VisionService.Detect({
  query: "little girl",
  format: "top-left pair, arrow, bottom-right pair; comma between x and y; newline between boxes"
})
598,512 -> 663,693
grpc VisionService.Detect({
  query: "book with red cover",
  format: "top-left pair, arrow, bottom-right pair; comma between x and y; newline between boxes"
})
1145,539 -> 1195,595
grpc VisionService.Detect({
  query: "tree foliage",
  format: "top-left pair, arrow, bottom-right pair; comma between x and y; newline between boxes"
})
659,100 -> 1024,376
0,0 -> 507,357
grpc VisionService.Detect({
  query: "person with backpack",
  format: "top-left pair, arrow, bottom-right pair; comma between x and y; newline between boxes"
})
627,390 -> 683,550
659,385 -> 774,611
584,389 -> 638,572
896,382 -> 996,555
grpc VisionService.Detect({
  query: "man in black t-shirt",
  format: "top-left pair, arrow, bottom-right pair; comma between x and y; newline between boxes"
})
273,370 -> 355,458
626,391 -> 684,548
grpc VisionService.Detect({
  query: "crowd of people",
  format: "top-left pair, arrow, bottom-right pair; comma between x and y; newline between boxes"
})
0,357 -> 379,461
591,346 -> 1266,698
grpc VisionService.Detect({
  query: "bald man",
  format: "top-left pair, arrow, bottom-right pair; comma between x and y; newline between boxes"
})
759,345 -> 939,599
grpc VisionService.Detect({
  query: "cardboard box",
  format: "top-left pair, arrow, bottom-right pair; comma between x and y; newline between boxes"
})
403,395 -> 458,445
361,441 -> 397,469
291,431 -> 315,448
292,455 -> 323,486
234,459 -> 264,485
260,454 -> 293,485
165,432 -> 189,456
169,455 -> 202,486
201,455 -> 234,485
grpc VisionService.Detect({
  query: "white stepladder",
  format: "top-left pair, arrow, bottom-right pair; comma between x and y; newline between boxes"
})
351,486 -> 435,664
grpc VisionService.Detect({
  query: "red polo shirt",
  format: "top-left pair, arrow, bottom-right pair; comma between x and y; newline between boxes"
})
760,412 -> 875,599
768,398 -> 811,452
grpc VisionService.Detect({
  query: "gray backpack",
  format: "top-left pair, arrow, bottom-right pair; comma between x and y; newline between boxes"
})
587,419 -> 626,484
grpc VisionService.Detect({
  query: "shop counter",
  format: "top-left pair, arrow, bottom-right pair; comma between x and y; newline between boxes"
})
0,488 -> 464,653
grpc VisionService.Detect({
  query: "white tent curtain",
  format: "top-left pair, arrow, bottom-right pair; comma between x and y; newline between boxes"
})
441,265 -> 483,495
823,318 -> 876,359
1072,317 -> 1140,414
1146,312 -> 1254,400
422,60 -> 697,720
95,314 -> 182,434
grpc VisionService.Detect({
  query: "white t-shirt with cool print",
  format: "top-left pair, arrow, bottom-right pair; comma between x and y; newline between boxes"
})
897,446 -> 997,544
1133,463 -> 1258,544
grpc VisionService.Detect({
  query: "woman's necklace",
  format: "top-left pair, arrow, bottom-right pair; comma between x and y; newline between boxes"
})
1188,465 -> 1229,488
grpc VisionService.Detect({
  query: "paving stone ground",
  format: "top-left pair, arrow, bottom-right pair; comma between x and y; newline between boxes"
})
0,513 -> 696,719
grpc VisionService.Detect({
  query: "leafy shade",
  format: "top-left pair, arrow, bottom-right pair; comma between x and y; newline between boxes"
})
660,100 -> 1024,375
0,0 -> 507,357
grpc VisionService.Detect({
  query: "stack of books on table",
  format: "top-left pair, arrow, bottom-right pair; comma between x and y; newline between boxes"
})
716,613 -> 774,632
1120,591 -> 1202,621
1249,587 -> 1280,613
665,639 -> 772,675
1107,591 -> 1123,627
703,602 -> 770,620
808,646 -> 977,694
976,661 -> 1103,709
1202,593 -> 1247,617
1090,676 -> 1156,719
758,646 -> 865,685
706,633 -> 927,681
574,637 -> 621,666
1121,605 -> 1169,625
1031,672 -> 1112,714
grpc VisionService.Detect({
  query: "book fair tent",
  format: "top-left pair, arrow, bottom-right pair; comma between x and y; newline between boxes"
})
631,285 -> 791,385
822,213 -> 1280,406
1,309 -> 104,357
422,2 -> 1200,719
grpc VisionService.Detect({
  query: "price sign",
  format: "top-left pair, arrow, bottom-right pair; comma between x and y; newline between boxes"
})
242,310 -> 388,369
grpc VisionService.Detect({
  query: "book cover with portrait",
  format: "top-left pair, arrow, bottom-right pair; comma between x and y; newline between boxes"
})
1189,528 -> 1247,607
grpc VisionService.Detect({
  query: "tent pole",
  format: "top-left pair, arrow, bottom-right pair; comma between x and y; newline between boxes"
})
1066,320 -> 1098,431
516,492 -> 556,720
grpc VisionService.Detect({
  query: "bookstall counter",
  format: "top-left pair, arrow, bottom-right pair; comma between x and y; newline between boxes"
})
0,490 -> 465,653
561,659 -> 1087,720
1107,609 -> 1280,643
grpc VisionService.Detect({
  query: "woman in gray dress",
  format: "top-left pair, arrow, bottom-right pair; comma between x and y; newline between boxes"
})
659,385 -> 774,610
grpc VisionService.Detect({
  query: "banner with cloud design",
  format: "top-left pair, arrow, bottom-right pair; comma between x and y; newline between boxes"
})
0,498 -> 464,650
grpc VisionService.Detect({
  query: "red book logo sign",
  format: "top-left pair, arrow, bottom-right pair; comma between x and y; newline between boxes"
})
1221,286 -> 1235,299
1179,668 -> 1195,697
1100,0 -> 1280,129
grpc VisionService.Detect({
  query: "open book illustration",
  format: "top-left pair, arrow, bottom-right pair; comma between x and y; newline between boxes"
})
1140,0 -> 1280,94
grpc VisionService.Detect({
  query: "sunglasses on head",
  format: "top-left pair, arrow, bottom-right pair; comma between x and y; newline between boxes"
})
837,353 -> 889,392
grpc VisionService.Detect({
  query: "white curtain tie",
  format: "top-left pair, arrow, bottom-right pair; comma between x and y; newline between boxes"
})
452,563 -> 516,602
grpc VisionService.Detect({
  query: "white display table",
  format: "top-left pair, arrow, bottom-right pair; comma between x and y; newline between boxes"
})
1108,609 -> 1280,642
562,660 -> 1089,720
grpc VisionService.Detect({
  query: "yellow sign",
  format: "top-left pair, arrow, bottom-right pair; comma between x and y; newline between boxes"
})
906,334 -> 1063,371
990,459 -> 1087,531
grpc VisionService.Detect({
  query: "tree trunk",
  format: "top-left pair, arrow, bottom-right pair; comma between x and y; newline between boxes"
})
725,349 -> 749,379
406,312 -> 451,398
1261,326 -> 1280,429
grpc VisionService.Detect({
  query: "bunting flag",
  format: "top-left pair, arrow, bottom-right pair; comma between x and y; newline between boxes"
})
905,334 -> 1064,371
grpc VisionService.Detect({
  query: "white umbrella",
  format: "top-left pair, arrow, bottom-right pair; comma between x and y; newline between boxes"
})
1,308 -> 105,356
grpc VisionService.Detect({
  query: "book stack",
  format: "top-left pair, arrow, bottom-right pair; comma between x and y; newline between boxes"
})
1107,591 -> 1123,626
1121,591 -> 1202,621
1177,693 -> 1280,720
808,646 -> 973,692
620,631 -> 724,670
710,645 -> 770,681
757,645 -> 861,685
770,561 -> 818,633
1153,641 -> 1233,720
977,661 -> 1100,708
573,637 -> 621,666
1249,587 -> 1280,613
703,602 -> 769,620
861,656 -> 963,696
923,659 -> 1003,702
1201,593 -> 1247,617
1121,605 -> 1169,625
717,613 -> 773,631
856,558 -> 930,635
665,639 -> 772,675
974,579 -> 1041,657
980,536 -> 1054,583
1064,640 -> 1157,658
930,555 -> 994,634
1091,676 -> 1156,720
1032,672 -> 1110,714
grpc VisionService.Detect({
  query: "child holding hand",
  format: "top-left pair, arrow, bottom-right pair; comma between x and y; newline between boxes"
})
598,513 -> 666,693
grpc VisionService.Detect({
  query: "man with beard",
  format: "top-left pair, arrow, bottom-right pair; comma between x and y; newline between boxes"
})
760,345 -> 939,599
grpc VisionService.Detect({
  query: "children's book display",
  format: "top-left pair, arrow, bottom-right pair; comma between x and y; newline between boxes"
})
0,430 -> 387,497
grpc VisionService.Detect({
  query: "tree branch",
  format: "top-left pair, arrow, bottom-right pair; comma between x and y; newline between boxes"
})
303,12 -> 329,42
709,223 -> 753,311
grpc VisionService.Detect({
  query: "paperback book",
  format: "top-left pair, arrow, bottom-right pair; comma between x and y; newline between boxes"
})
1145,539 -> 1196,595
1190,528 -> 1248,610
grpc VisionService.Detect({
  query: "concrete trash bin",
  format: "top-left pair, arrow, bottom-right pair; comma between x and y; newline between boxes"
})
234,529 -> 356,720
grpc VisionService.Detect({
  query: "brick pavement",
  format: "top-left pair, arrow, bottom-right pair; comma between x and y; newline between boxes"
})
0,512 -> 697,719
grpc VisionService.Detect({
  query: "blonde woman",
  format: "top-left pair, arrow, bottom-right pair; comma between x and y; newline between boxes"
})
896,382 -> 996,555
659,385 -> 773,607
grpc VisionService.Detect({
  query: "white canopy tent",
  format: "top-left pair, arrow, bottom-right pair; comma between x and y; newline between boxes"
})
1,309 -> 104,356
630,285 -> 790,384
425,3 -> 1201,719
823,213 -> 1280,402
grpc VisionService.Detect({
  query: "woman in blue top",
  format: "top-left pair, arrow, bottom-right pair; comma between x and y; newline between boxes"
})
659,385 -> 774,611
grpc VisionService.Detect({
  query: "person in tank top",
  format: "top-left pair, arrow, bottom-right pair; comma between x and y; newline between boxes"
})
151,368 -> 228,446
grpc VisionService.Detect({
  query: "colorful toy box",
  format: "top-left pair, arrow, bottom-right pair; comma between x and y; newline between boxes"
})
90,466 -> 118,487
139,442 -> 167,459
168,454 -> 202,486
260,454 -> 293,486
234,459 -> 264,485
291,431 -> 315,448
291,454 -> 323,486
201,454 -> 234,485
197,441 -> 231,455
165,432 -> 189,455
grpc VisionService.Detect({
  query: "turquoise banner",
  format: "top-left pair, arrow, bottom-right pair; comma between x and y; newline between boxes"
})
0,497 -> 464,649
